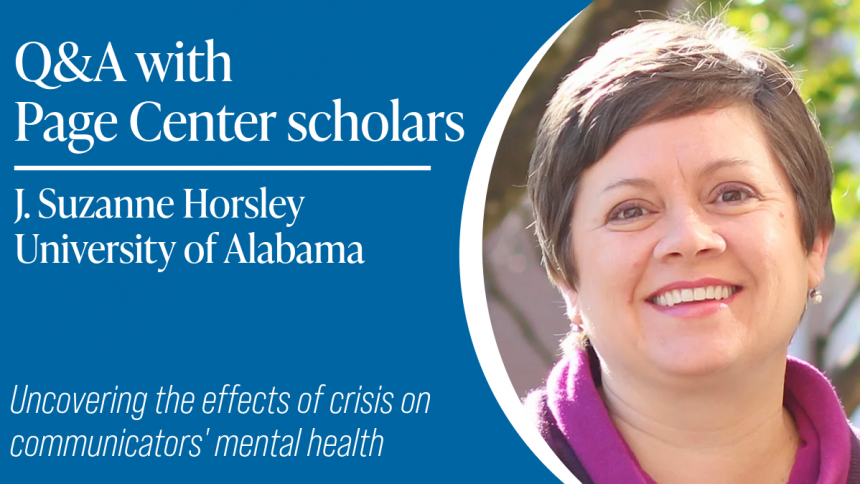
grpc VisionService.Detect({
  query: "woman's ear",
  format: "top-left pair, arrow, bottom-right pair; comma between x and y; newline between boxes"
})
559,284 -> 583,331
807,232 -> 831,289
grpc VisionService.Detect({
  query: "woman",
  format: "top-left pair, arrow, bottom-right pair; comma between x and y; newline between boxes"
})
524,18 -> 860,484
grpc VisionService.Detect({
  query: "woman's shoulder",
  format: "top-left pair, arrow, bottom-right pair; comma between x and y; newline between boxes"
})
523,386 -> 594,483
523,388 -> 553,437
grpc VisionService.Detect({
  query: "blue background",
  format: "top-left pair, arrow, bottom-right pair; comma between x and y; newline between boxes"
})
2,1 -> 589,481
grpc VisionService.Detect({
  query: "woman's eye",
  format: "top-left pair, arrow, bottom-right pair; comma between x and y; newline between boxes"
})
719,190 -> 746,202
715,184 -> 757,204
609,204 -> 650,222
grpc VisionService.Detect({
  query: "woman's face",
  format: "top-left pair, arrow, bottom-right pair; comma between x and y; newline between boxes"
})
568,104 -> 828,378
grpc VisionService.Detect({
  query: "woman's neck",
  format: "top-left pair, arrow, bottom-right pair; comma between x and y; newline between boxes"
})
600,356 -> 799,484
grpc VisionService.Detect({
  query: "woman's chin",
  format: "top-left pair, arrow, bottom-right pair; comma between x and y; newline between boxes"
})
629,313 -> 753,377
643,338 -> 744,378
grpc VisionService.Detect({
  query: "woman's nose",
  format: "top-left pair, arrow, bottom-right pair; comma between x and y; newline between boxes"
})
653,208 -> 726,261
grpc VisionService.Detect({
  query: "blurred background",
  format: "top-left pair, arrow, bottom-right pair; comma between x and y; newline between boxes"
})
483,0 -> 860,421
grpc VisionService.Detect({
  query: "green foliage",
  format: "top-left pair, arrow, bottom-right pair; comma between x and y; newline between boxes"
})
717,0 -> 860,271
833,170 -> 860,270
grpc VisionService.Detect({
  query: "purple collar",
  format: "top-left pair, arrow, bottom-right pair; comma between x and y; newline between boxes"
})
546,348 -> 852,484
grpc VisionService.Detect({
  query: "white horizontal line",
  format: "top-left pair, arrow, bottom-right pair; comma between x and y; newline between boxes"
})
14,165 -> 431,172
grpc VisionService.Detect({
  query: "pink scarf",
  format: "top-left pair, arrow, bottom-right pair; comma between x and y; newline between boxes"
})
546,348 -> 852,484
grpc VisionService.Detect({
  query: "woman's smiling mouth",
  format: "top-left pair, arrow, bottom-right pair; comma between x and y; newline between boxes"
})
650,285 -> 741,307
646,279 -> 743,317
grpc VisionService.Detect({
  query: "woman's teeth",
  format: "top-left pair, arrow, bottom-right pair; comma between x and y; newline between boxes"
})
651,286 -> 738,307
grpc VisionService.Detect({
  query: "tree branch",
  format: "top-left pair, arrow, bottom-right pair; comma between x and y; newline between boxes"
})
483,252 -> 556,365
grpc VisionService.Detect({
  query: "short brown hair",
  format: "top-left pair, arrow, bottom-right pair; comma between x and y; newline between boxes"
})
528,18 -> 835,290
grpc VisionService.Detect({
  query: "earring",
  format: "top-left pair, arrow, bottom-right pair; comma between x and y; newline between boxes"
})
810,288 -> 823,305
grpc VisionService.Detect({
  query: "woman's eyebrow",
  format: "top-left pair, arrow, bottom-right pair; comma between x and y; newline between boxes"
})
600,158 -> 754,195
601,178 -> 655,195
696,157 -> 753,179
